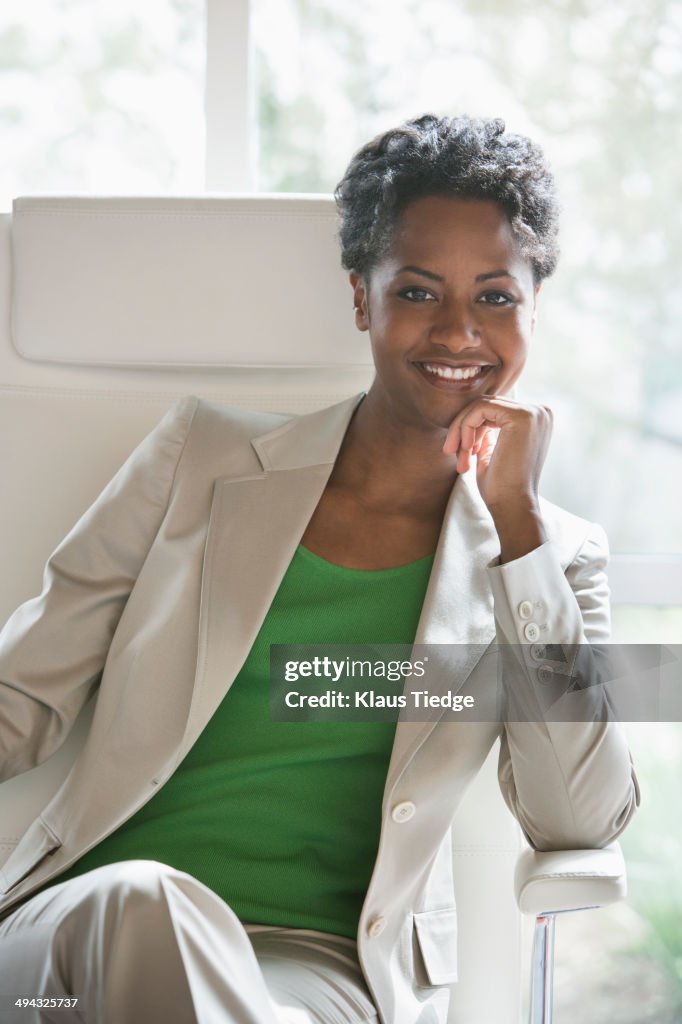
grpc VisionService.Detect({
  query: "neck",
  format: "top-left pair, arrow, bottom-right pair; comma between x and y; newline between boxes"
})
332,387 -> 460,517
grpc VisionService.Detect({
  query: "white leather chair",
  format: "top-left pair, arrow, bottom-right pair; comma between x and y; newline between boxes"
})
0,196 -> 626,1023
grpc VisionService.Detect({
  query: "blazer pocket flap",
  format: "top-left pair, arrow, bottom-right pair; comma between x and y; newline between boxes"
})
413,908 -> 459,985
0,817 -> 62,895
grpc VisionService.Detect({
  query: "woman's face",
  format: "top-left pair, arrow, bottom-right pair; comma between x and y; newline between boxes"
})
351,195 -> 541,431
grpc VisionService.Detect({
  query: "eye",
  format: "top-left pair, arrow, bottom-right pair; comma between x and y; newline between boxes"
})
398,287 -> 436,302
479,291 -> 516,306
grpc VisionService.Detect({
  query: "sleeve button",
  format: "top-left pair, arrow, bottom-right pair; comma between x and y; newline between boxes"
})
538,666 -> 555,685
391,801 -> 416,823
367,916 -> 386,938
524,622 -> 541,642
518,600 -> 534,620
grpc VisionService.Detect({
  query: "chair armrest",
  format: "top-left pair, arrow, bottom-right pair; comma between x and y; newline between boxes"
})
514,842 -> 626,915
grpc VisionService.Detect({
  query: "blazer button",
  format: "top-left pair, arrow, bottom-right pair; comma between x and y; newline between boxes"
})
537,666 -> 555,685
524,622 -> 541,642
518,600 -> 534,620
530,643 -> 546,661
391,801 -> 416,823
367,916 -> 386,938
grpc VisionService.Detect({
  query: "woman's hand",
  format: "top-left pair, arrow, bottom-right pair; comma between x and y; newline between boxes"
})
442,397 -> 553,563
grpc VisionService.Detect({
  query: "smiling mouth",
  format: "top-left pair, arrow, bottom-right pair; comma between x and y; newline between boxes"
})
419,362 -> 489,380
414,361 -> 495,388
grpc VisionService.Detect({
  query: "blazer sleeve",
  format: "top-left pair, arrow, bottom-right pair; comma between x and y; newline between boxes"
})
488,525 -> 641,852
0,394 -> 199,782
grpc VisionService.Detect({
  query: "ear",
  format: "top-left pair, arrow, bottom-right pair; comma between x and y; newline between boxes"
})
349,271 -> 370,332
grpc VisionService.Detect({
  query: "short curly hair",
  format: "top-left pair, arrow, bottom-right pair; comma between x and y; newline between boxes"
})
334,114 -> 560,284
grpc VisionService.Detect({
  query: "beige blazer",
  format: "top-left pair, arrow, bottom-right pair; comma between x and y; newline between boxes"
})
0,393 -> 639,1024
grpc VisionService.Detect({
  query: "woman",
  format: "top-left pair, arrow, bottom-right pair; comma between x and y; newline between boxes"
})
0,115 -> 639,1024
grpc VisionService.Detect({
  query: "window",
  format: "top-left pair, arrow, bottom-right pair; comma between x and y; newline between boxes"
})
0,0 -> 205,200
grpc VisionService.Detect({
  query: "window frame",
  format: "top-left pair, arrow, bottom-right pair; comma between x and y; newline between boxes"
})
205,0 -> 255,191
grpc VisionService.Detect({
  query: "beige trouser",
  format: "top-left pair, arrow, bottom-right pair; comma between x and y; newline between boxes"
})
0,860 -> 378,1024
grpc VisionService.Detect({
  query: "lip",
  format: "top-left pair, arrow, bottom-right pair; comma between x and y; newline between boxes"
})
413,361 -> 496,392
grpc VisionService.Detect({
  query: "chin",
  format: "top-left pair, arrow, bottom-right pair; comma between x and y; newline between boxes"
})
415,395 -> 472,432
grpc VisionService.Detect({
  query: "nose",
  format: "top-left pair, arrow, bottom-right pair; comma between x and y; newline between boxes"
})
429,301 -> 481,351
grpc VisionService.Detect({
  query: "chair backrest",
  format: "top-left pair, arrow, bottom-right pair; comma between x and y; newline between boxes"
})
0,196 -> 523,1024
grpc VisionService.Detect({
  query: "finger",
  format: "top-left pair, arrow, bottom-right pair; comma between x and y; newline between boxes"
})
476,427 -> 499,469
443,398 -> 517,454
443,394 -> 538,456
461,421 -> 488,453
457,446 -> 471,474
457,426 -> 492,473
444,416 -> 490,456
446,414 -> 503,457
472,424 -> 493,455
468,425 -> 489,455
453,395 -> 522,429
443,404 -> 481,454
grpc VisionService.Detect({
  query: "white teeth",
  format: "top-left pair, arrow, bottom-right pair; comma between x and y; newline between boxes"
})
421,363 -> 485,380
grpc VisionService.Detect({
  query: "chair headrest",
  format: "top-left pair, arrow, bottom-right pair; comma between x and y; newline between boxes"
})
12,195 -> 372,369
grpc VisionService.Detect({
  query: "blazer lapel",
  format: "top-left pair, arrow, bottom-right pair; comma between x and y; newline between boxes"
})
383,471 -> 500,796
177,394 -> 364,755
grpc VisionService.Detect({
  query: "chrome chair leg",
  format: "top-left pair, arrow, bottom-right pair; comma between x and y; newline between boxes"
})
529,913 -> 556,1024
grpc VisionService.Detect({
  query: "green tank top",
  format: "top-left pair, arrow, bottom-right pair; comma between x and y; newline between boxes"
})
43,544 -> 435,938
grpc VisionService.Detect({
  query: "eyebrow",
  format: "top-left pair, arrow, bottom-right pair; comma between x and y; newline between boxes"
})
476,269 -> 518,283
396,265 -> 445,282
396,265 -> 518,283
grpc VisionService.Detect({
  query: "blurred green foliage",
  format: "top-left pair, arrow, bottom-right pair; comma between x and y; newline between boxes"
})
621,723 -> 682,1016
